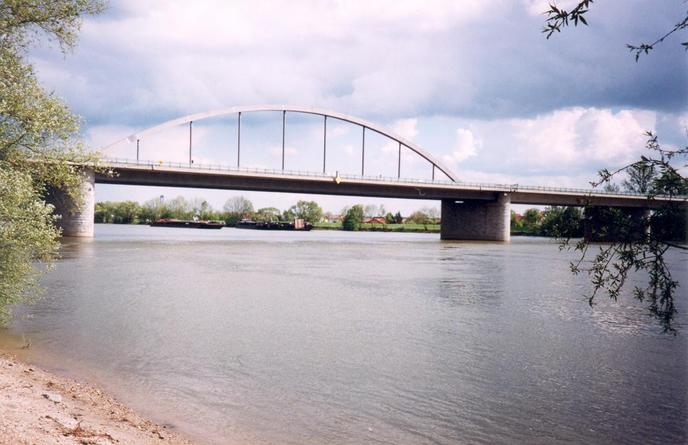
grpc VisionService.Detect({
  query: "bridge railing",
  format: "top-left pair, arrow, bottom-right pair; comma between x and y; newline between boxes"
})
102,157 -> 682,199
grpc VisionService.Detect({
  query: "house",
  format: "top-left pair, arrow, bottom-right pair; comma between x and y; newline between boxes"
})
364,217 -> 387,224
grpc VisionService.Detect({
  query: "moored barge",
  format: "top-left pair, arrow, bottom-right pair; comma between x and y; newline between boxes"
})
150,218 -> 224,229
236,219 -> 313,231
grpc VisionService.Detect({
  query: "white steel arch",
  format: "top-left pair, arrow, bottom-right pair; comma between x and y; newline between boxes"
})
104,105 -> 459,182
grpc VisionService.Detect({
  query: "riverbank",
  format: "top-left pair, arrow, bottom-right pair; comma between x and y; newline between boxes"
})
0,351 -> 195,445
313,222 -> 441,232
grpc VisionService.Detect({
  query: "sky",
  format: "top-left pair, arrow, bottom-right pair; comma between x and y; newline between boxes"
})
31,0 -> 688,215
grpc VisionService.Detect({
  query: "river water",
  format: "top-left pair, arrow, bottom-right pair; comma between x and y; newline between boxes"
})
1,224 -> 686,444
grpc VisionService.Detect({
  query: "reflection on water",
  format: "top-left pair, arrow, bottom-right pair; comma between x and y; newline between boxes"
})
1,224 -> 686,445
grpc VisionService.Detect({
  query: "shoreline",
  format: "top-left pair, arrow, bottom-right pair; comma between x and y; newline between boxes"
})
0,350 -> 196,445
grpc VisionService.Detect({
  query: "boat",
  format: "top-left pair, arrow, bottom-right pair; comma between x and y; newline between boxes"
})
235,219 -> 313,231
150,218 -> 224,229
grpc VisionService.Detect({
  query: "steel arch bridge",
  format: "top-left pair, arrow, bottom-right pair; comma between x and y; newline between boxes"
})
103,105 -> 459,183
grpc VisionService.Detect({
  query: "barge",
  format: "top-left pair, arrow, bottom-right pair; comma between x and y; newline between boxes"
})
150,218 -> 224,229
236,219 -> 313,231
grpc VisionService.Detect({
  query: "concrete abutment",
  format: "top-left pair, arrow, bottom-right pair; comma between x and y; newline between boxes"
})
440,193 -> 511,241
49,168 -> 95,238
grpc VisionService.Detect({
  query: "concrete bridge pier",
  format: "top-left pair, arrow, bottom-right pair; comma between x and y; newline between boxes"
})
49,168 -> 95,238
441,193 -> 511,241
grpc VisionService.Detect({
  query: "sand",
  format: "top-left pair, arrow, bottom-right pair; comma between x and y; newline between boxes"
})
0,351 -> 196,445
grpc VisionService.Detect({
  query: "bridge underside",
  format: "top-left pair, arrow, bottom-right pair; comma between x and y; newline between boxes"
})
94,165 -> 669,207
53,165 -> 687,241
95,168 -> 498,202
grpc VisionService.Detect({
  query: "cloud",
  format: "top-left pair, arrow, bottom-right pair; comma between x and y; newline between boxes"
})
443,128 -> 479,164
27,1 -> 688,211
381,118 -> 418,154
522,0 -> 581,16
391,118 -> 418,141
28,0 -> 686,129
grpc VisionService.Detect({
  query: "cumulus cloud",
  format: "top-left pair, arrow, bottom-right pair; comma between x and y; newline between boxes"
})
443,128 -> 479,164
443,106 -> 658,188
512,107 -> 654,167
28,1 -> 688,208
29,0 -> 686,128
380,118 -> 418,154
391,118 -> 418,141
522,0 -> 581,16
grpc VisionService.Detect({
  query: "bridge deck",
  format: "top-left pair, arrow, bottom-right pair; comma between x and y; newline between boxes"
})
96,159 -> 687,209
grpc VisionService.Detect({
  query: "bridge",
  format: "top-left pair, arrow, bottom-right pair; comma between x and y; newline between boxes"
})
54,105 -> 688,241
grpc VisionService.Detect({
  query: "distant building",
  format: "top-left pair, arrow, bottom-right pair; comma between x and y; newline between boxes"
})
323,214 -> 343,223
364,217 -> 387,225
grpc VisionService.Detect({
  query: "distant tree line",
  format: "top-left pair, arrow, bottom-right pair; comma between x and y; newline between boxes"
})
95,195 -> 446,231
340,204 -> 440,231
511,207 -> 584,237
101,195 -> 656,240
95,196 -> 328,226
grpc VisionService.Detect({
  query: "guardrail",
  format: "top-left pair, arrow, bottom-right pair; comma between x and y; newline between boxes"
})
101,157 -> 685,200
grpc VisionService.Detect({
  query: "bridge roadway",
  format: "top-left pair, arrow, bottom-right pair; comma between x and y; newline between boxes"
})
55,160 -> 687,241
97,160 -> 677,209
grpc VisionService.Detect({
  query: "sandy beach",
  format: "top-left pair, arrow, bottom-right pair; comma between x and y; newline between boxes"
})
0,351 -> 196,445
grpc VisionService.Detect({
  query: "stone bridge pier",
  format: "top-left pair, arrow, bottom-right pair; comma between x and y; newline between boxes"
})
440,193 -> 511,241
48,168 -> 96,237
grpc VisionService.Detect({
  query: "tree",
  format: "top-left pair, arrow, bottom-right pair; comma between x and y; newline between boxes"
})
363,204 -> 379,218
342,205 -> 364,231
406,210 -> 431,225
393,211 -> 403,224
141,196 -> 171,222
511,210 -> 524,232
522,208 -> 542,233
623,162 -> 656,194
223,196 -> 254,215
0,0 -> 105,323
287,200 -> 323,224
540,206 -> 583,238
254,207 -> 281,222
544,5 -> 688,331
94,201 -> 141,224
422,206 -> 440,221
543,1 -> 688,61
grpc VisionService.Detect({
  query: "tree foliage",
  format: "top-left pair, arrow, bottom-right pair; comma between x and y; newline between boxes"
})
0,0 -> 104,323
406,210 -> 431,225
544,3 -> 688,332
286,200 -> 323,224
342,205 -> 364,231
567,134 -> 687,332
0,169 -> 60,323
544,1 -> 688,60
622,162 -> 656,194
222,196 -> 254,215
540,206 -> 583,238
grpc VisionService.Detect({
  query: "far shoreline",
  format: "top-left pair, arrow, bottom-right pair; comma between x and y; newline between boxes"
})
93,222 -> 552,236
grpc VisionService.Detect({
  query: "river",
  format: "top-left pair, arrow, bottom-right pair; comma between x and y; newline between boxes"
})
1,224 -> 686,444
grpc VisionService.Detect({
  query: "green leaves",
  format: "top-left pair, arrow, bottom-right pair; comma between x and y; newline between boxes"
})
0,166 -> 61,323
0,0 -> 104,323
342,205 -> 364,231
561,133 -> 688,333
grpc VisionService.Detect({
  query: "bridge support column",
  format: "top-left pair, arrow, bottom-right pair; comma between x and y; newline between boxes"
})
48,168 -> 95,238
441,193 -> 510,241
